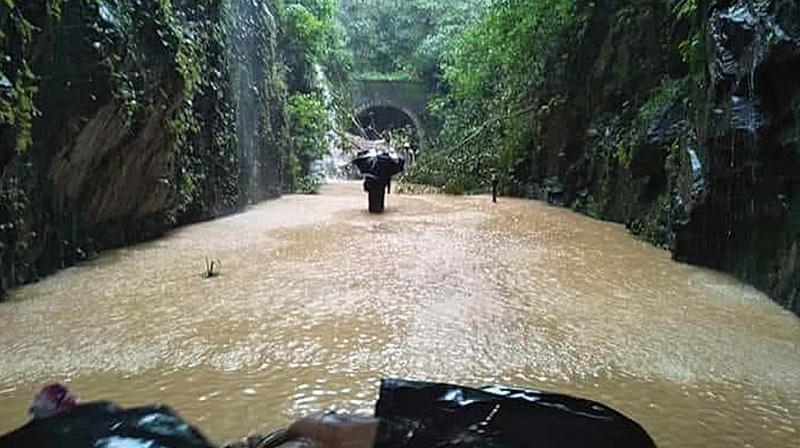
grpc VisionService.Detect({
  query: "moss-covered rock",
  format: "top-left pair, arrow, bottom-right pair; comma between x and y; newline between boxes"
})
0,0 -> 297,297
671,0 -> 800,314
530,0 -> 800,314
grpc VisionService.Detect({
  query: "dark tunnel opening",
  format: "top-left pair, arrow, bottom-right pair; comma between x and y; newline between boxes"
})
350,105 -> 421,152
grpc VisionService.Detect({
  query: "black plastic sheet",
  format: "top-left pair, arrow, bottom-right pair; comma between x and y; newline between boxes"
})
353,149 -> 405,179
374,379 -> 656,448
1,380 -> 658,448
0,402 -> 215,448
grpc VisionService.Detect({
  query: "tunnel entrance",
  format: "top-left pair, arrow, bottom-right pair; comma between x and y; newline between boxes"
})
350,105 -> 422,159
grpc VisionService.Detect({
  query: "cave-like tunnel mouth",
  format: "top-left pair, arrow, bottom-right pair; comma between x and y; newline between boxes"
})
351,105 -> 421,151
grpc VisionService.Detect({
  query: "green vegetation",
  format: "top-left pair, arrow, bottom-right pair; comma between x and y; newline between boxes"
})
283,0 -> 351,91
402,0 -> 704,201
281,0 -> 350,193
0,0 -> 349,294
335,0 -> 489,83
0,0 -> 42,155
286,92 -> 330,183
406,0 -> 579,193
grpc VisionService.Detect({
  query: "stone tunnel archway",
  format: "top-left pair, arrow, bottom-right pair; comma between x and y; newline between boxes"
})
350,79 -> 432,153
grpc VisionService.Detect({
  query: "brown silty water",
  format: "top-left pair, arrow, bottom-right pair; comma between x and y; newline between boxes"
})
0,182 -> 797,447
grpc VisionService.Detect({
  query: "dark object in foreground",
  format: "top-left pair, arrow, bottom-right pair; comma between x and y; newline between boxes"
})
0,402 -> 214,448
353,149 -> 405,214
374,379 -> 656,448
28,383 -> 78,419
0,379 -> 656,448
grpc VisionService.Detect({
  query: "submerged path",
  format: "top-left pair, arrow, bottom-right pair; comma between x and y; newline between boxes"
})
0,182 -> 798,446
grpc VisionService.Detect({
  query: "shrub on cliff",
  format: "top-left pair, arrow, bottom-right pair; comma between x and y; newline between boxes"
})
286,92 -> 330,182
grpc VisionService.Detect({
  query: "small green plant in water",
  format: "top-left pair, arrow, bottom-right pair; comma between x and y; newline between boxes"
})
204,257 -> 221,279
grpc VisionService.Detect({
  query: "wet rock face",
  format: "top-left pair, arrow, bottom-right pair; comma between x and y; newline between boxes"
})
528,0 -> 800,314
0,0 -> 289,291
49,102 -> 180,230
676,0 -> 800,313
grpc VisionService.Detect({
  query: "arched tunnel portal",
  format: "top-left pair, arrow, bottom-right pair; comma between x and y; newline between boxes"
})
350,101 -> 425,152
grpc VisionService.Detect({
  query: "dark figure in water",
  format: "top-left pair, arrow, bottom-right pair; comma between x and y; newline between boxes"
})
352,150 -> 404,214
491,174 -> 499,203
364,176 -> 389,213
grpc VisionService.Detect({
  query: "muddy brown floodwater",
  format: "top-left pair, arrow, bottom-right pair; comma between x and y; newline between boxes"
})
0,182 -> 798,446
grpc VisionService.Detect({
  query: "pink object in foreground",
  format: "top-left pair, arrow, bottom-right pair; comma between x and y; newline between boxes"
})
28,383 -> 79,419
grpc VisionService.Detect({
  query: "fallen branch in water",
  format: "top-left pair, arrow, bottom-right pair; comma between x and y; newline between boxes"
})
451,102 -> 540,152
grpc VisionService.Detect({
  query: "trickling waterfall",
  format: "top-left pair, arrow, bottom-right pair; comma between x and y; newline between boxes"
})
230,0 -> 259,200
310,65 -> 352,180
228,0 -> 282,201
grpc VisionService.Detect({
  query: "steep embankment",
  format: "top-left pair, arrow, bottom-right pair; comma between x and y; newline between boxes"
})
0,0 -> 291,298
529,0 -> 800,313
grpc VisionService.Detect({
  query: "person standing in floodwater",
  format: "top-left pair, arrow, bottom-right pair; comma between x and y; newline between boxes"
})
364,176 -> 388,213
353,149 -> 404,214
492,174 -> 499,203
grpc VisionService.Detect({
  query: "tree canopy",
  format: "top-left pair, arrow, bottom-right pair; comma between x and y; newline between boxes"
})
335,0 -> 490,83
